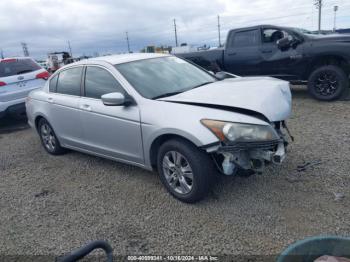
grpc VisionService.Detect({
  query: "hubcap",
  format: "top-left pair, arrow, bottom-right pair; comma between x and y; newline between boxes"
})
162,151 -> 193,194
315,71 -> 339,96
41,123 -> 56,151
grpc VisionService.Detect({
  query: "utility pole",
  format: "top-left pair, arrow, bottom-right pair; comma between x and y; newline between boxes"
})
217,15 -> 222,47
21,42 -> 30,56
67,40 -> 73,57
125,31 -> 131,53
314,0 -> 322,34
173,19 -> 178,47
333,5 -> 338,32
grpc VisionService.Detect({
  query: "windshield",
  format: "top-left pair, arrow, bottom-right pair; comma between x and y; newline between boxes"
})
0,58 -> 41,77
115,56 -> 216,99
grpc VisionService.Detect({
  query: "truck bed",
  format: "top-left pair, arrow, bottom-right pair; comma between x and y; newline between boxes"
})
176,48 -> 224,72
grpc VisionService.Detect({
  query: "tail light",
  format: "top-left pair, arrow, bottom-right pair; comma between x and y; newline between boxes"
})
36,71 -> 49,80
0,81 -> 6,86
0,58 -> 17,63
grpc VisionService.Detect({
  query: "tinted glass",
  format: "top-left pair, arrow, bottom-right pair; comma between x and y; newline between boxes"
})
49,74 -> 58,92
0,58 -> 41,77
85,67 -> 124,99
230,30 -> 259,47
56,67 -> 82,96
115,57 -> 216,99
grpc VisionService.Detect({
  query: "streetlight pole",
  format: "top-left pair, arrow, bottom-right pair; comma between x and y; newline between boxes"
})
173,19 -> 178,47
333,5 -> 338,32
125,31 -> 131,53
314,0 -> 322,34
217,15 -> 221,47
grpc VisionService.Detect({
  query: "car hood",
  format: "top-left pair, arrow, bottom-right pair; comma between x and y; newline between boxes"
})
307,34 -> 350,42
159,77 -> 292,122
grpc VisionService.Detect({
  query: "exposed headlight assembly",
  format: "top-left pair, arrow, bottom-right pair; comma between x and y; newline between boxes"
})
201,119 -> 279,142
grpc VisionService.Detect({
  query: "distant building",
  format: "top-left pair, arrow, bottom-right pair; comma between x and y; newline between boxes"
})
171,44 -> 197,54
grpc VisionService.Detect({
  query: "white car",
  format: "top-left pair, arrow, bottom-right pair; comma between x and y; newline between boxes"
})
0,57 -> 49,118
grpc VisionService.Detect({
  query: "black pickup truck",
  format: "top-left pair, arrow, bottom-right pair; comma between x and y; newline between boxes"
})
177,25 -> 350,101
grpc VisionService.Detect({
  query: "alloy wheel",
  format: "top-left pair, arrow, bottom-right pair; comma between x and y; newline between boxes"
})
40,123 -> 56,152
315,71 -> 339,97
162,151 -> 194,194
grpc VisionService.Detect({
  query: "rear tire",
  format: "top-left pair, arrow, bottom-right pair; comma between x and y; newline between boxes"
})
157,138 -> 215,203
38,118 -> 66,155
307,65 -> 349,101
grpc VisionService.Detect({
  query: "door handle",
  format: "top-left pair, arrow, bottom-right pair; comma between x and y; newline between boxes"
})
227,52 -> 236,56
80,104 -> 92,111
47,97 -> 54,103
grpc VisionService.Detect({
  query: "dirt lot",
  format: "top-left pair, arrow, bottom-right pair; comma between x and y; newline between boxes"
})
0,86 -> 349,259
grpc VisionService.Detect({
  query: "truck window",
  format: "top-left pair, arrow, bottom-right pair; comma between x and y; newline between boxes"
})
262,29 -> 289,43
229,30 -> 259,47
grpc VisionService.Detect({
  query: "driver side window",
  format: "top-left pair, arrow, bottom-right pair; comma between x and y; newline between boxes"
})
262,29 -> 289,44
84,66 -> 125,99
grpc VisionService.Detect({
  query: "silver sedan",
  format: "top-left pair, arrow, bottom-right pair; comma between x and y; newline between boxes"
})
26,53 -> 292,203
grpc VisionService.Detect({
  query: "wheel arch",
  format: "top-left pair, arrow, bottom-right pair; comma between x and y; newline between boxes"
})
148,133 -> 204,170
305,54 -> 350,79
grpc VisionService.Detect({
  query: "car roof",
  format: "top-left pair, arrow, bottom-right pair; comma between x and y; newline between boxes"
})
75,53 -> 170,66
0,57 -> 35,62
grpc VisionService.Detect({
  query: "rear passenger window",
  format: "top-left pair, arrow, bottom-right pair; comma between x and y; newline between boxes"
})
56,67 -> 82,96
49,74 -> 58,92
230,29 -> 259,47
84,66 -> 125,99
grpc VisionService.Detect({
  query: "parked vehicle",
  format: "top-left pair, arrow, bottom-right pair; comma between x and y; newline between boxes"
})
0,57 -> 49,119
177,25 -> 350,101
47,52 -> 74,73
26,53 -> 292,202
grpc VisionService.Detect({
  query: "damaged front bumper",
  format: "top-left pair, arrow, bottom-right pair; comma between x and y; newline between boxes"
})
204,125 -> 289,175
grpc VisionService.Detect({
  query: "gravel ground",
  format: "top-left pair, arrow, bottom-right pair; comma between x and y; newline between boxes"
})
0,86 -> 349,259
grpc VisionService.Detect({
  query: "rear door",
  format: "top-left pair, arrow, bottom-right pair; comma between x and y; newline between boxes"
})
0,58 -> 47,103
46,66 -> 84,147
224,29 -> 262,75
79,65 -> 143,164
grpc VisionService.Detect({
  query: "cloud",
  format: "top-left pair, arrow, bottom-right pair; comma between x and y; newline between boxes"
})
0,0 -> 349,59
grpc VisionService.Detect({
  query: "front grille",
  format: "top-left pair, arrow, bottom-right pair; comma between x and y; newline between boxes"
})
219,139 -> 280,152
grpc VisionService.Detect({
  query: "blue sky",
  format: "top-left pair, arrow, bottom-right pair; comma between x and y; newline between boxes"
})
1,0 -> 350,59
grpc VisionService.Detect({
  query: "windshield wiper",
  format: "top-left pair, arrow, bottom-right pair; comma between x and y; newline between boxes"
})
191,81 -> 215,90
152,91 -> 184,100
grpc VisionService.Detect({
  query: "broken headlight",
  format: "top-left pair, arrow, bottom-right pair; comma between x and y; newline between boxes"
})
201,119 -> 279,142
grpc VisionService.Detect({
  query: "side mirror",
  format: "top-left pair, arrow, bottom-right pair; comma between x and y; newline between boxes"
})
215,71 -> 236,80
101,92 -> 126,106
277,36 -> 291,50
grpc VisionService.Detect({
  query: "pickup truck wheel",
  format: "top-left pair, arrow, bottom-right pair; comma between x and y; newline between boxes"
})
157,139 -> 215,203
38,118 -> 66,155
307,65 -> 348,101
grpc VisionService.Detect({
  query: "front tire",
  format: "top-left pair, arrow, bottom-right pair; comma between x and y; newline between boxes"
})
38,118 -> 66,155
307,65 -> 349,101
157,138 -> 215,203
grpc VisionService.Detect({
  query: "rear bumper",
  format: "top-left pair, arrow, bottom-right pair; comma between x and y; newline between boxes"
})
0,99 -> 26,118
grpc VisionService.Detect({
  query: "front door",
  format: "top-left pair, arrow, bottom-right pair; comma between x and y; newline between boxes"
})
79,65 -> 143,164
260,28 -> 304,80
